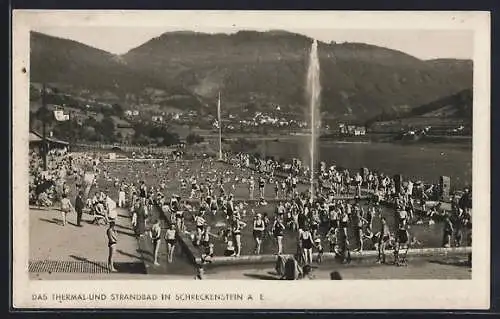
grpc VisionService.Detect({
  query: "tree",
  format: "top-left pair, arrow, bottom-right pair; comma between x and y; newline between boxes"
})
160,132 -> 180,146
186,133 -> 204,145
132,122 -> 180,146
112,103 -> 124,115
94,116 -> 116,142
29,85 -> 41,101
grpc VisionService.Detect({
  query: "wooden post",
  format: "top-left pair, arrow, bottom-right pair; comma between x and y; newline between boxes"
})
41,84 -> 48,171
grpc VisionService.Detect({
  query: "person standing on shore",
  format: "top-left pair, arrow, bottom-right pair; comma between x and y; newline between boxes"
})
150,219 -> 162,266
283,255 -> 303,280
442,215 -> 454,248
281,179 -> 287,200
366,171 -> 374,191
249,176 -> 255,200
376,217 -> 391,264
253,213 -> 265,255
165,223 -> 177,263
343,170 -> 350,195
118,186 -> 126,208
134,197 -> 148,237
372,173 -> 379,193
299,225 -> 314,265
351,203 -> 364,252
59,193 -> 74,226
314,238 -> 324,264
274,180 -> 280,200
105,194 -> 118,222
194,212 -> 206,246
354,173 -> 363,198
272,216 -> 285,255
259,176 -> 265,199
232,215 -> 247,257
194,264 -> 205,280
406,180 -> 414,202
459,187 -> 472,215
139,181 -> 147,198
107,221 -> 118,272
74,190 -> 85,227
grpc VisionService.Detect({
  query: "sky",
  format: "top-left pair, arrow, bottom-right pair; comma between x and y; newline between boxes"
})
33,26 -> 474,60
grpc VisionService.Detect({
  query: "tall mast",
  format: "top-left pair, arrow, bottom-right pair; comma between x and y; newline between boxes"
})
218,92 -> 222,161
41,84 -> 48,171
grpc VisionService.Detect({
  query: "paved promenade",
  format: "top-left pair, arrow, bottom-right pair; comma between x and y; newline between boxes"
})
29,202 -> 470,280
30,258 -> 470,280
29,206 -> 145,276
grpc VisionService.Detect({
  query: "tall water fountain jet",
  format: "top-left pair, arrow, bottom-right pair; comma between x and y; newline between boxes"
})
306,39 -> 321,199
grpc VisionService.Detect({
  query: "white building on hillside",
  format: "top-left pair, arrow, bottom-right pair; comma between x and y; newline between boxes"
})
152,115 -> 164,123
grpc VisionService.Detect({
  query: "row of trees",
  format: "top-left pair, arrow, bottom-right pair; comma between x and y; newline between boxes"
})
29,85 -> 210,147
30,110 -> 184,146
30,85 -> 125,117
131,122 -> 180,146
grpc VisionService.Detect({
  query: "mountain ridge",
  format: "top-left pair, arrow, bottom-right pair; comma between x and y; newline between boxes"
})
30,30 -> 473,121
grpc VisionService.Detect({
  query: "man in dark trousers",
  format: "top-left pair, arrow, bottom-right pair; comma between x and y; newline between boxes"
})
75,190 -> 85,227
458,187 -> 472,215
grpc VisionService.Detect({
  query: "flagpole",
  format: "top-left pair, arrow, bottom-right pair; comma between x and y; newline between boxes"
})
41,84 -> 48,171
68,111 -> 72,152
218,92 -> 222,161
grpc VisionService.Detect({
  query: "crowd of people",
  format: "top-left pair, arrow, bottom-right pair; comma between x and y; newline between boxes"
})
29,146 -> 473,275
224,151 -> 473,251
86,149 -> 473,272
29,148 -> 93,208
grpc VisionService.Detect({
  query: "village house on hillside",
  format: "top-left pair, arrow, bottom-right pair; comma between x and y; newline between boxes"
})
353,126 -> 366,136
338,123 -> 366,136
152,115 -> 164,123
125,110 -> 140,117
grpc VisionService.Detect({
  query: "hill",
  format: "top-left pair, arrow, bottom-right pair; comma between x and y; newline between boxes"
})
31,30 -> 473,121
368,88 -> 473,134
122,30 -> 472,120
407,88 -> 472,119
30,32 -> 161,95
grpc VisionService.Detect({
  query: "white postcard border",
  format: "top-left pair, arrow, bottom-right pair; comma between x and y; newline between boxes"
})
12,10 -> 491,309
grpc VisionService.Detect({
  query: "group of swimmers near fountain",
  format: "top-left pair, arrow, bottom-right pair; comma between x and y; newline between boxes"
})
30,147 -> 472,279
78,148 -> 471,277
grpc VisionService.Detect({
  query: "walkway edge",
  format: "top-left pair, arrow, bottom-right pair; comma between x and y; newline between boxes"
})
197,246 -> 472,266
156,204 -> 202,266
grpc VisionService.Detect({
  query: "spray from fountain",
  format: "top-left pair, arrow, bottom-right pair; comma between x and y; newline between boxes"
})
306,39 -> 321,199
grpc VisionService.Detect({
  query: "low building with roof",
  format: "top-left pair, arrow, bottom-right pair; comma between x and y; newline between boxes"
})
29,130 -> 69,153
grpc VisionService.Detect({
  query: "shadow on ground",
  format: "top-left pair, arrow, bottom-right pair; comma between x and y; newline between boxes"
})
243,273 -> 279,280
429,259 -> 471,268
115,224 -> 133,231
117,249 -> 142,260
39,218 -> 62,225
70,255 -> 108,270
69,254 -> 147,274
116,230 -> 135,237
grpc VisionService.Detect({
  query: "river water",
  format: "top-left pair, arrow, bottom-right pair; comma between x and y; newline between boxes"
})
255,137 -> 472,189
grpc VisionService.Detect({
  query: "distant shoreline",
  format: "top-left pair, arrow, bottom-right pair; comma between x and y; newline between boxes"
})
200,132 -> 472,146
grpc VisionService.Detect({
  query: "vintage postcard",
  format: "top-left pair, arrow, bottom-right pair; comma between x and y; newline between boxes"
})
12,10 -> 490,309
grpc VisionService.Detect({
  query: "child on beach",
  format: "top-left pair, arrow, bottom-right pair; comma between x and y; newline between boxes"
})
59,193 -> 74,226
224,240 -> 236,257
314,238 -> 324,264
202,243 -> 215,264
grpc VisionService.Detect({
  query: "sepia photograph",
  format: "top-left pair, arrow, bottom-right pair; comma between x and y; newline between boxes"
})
12,10 -> 490,309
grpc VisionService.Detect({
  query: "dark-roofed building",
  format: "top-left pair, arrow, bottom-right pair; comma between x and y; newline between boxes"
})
29,130 -> 69,153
